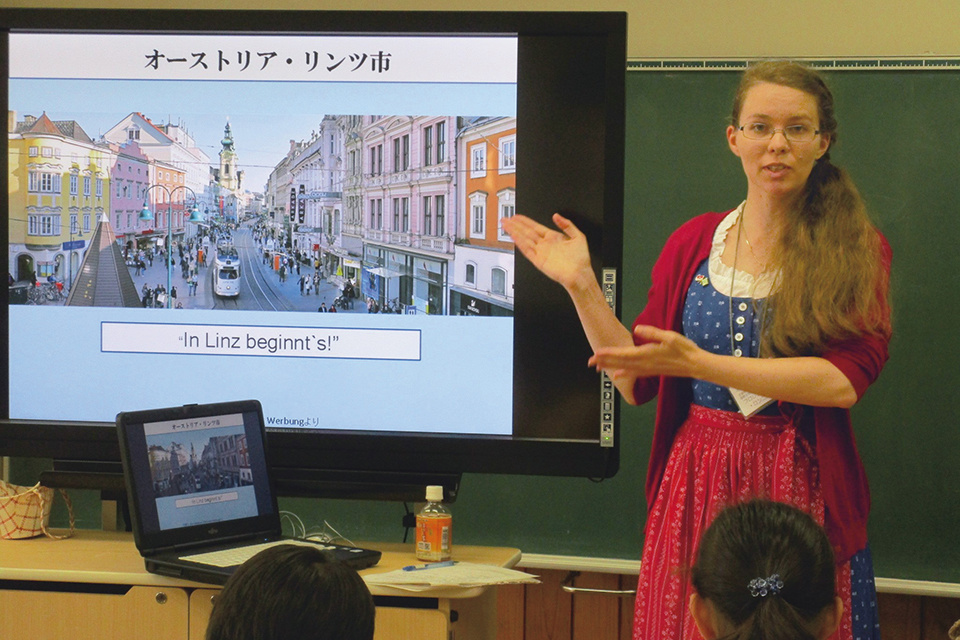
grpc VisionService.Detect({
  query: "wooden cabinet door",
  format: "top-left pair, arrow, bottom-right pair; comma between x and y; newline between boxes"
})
375,606 -> 449,640
0,584 -> 189,640
191,588 -> 462,640
190,588 -> 219,639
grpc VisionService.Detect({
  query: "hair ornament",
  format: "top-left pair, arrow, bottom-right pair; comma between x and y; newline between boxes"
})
748,574 -> 784,598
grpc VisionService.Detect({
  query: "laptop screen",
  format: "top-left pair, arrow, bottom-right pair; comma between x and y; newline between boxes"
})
118,401 -> 279,550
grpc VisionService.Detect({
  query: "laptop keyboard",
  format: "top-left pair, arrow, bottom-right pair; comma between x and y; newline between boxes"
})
180,539 -> 352,568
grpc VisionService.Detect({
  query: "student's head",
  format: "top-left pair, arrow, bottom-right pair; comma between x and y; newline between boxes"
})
689,500 -> 842,640
205,544 -> 375,640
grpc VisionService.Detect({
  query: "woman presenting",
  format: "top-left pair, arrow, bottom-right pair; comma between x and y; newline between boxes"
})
503,60 -> 891,640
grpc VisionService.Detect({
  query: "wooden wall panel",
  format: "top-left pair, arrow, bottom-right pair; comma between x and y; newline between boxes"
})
502,570 -> 959,640
571,572 -> 622,640
497,582 -> 527,640
922,596 -> 960,640
878,592 -> 922,640
524,569 -> 572,640
620,575 -> 638,640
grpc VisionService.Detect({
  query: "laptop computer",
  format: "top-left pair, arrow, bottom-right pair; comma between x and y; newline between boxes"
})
116,399 -> 381,585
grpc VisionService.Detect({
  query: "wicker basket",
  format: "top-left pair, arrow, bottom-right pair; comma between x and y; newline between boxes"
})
0,480 -> 74,540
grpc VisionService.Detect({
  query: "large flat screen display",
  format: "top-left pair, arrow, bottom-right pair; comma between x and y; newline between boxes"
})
1,9 -> 626,498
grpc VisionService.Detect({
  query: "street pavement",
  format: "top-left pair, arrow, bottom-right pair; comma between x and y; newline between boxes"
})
127,235 -> 363,314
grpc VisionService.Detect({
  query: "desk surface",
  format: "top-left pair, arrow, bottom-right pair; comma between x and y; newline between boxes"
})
0,529 -> 522,598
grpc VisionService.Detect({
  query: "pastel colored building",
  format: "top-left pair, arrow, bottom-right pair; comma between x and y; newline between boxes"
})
147,159 -> 189,250
102,112 -> 211,221
451,116 -> 516,316
8,111 -> 112,289
290,116 -> 343,274
360,115 -> 458,314
108,140 -> 151,254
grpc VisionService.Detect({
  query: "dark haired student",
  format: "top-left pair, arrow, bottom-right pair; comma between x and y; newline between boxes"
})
690,499 -> 843,640
503,59 -> 891,639
205,544 -> 375,640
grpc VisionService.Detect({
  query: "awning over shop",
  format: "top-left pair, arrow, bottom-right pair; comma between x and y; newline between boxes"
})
365,266 -> 404,278
449,285 -> 514,311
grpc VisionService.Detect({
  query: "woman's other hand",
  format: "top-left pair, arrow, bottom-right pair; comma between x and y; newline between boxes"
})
588,325 -> 702,380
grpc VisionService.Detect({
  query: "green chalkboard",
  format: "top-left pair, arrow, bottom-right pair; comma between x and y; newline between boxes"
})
19,63 -> 960,586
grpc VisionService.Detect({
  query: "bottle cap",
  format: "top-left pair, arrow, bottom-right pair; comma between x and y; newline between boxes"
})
426,485 -> 444,502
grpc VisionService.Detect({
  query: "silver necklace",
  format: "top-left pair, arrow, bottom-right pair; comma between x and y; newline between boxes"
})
740,216 -> 766,272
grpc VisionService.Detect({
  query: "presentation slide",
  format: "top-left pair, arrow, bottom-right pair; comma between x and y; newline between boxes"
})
143,413 -> 257,530
7,32 -> 517,436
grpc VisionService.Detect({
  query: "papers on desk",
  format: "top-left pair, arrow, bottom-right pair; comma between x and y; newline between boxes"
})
365,562 -> 540,592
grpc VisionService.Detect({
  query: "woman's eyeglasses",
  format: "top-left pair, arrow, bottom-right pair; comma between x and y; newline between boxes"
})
738,122 -> 821,142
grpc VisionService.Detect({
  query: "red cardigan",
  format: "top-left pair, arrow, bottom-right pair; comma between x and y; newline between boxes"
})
630,212 -> 892,563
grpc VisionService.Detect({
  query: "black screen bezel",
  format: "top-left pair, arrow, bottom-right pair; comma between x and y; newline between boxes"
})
0,9 -> 626,494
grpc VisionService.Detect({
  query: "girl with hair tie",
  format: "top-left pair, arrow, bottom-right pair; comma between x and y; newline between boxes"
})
690,499 -> 843,640
503,60 -> 891,639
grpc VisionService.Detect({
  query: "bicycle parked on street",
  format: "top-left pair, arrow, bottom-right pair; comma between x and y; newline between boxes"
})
26,281 -> 63,304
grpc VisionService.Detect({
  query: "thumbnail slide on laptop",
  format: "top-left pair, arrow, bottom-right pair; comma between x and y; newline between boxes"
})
117,399 -> 380,584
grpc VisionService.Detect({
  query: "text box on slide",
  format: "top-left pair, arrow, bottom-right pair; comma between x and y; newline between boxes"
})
176,492 -> 240,509
101,322 -> 421,360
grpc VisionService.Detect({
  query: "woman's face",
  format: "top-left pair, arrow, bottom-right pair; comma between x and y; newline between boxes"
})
726,81 -> 831,204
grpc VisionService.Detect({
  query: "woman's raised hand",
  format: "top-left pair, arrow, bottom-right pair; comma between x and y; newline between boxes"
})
501,213 -> 593,291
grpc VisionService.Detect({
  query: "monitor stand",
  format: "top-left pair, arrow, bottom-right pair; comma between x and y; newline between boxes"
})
272,467 -> 462,503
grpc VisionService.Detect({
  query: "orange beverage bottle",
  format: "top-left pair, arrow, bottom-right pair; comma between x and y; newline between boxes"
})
415,485 -> 452,561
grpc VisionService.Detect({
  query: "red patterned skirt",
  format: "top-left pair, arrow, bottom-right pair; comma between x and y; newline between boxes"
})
632,404 -> 858,640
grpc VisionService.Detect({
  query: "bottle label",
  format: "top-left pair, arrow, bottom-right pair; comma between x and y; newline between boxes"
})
415,514 -> 452,561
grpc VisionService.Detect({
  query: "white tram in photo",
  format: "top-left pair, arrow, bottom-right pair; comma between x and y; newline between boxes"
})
213,245 -> 241,297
